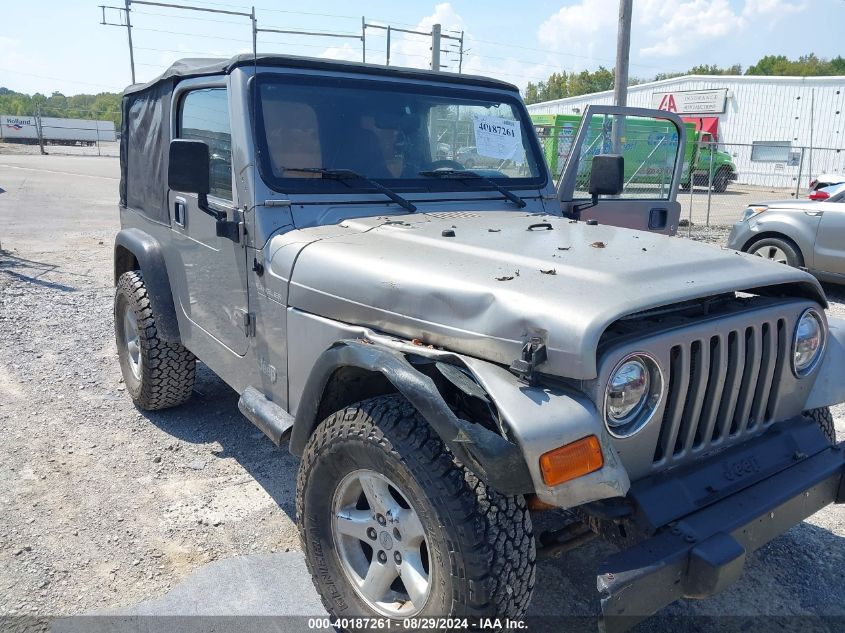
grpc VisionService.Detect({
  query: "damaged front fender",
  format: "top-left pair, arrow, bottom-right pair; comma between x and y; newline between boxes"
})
286,311 -> 630,507
289,339 -> 535,496
805,316 -> 845,411
461,358 -> 631,508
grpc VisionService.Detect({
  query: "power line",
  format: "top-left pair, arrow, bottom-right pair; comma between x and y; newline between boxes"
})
101,1 -> 688,93
0,67 -> 124,91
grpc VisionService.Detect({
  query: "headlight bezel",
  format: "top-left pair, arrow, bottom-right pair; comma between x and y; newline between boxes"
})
741,205 -> 768,222
792,308 -> 826,377
603,352 -> 664,439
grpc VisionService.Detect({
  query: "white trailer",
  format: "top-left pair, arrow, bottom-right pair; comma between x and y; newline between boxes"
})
1,115 -> 116,146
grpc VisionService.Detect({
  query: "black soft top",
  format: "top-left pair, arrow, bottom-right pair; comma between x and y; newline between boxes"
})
123,53 -> 518,96
120,53 -> 519,226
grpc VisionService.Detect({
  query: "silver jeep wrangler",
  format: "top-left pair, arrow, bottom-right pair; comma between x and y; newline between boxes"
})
113,54 -> 845,631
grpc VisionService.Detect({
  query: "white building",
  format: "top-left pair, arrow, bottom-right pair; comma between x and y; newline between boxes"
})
527,75 -> 845,188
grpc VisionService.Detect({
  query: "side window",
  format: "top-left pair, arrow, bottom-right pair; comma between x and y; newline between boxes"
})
572,113 -> 682,200
179,88 -> 232,200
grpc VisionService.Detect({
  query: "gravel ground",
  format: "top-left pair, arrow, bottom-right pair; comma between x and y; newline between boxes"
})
0,155 -> 843,632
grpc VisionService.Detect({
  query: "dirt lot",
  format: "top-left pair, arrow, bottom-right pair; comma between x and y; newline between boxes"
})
1,154 -> 843,632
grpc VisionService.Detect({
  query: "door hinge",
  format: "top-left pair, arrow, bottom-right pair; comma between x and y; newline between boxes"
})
244,312 -> 256,337
235,309 -> 256,337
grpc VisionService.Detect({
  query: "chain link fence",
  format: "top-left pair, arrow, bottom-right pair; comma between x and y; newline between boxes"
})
1,112 -> 119,157
535,123 -> 844,228
680,141 -> 845,228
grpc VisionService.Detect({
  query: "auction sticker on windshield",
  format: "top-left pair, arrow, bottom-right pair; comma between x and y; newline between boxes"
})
473,115 -> 523,163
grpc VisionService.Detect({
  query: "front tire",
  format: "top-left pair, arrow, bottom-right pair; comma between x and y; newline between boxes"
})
114,270 -> 196,410
296,395 -> 535,628
747,236 -> 803,268
804,407 -> 836,445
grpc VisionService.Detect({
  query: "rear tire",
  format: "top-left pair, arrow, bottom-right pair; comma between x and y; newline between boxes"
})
804,407 -> 836,445
114,270 -> 196,410
747,236 -> 803,268
296,395 -> 535,629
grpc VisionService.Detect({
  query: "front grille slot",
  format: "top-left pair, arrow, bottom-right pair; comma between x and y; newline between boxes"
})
653,318 -> 787,466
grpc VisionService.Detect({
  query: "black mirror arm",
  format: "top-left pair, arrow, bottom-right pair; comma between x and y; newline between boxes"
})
568,192 -> 599,220
195,193 -> 240,243
196,193 -> 224,221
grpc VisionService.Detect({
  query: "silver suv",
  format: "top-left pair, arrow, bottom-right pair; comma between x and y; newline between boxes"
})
113,54 -> 845,631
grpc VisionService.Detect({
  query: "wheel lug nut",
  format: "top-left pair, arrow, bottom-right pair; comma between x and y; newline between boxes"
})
376,514 -> 386,526
366,527 -> 377,540
393,528 -> 401,541
393,551 -> 402,564
377,551 -> 387,563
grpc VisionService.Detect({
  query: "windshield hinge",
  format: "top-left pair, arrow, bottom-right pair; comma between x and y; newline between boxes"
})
509,336 -> 548,385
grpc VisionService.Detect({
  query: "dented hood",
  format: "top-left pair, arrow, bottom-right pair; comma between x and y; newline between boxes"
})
284,211 -> 824,379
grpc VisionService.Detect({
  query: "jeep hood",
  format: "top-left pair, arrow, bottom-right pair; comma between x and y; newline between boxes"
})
280,211 -> 824,379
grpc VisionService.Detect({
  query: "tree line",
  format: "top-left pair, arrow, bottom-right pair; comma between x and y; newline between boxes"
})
2,53 -> 843,118
0,88 -> 121,125
524,54 -> 845,105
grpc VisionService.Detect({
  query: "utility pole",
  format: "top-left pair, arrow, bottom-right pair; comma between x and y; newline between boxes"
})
431,23 -> 441,71
124,0 -> 136,84
100,3 -> 136,84
386,26 -> 391,66
458,31 -> 464,73
613,0 -> 632,106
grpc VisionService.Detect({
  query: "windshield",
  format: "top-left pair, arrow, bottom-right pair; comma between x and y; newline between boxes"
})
253,74 -> 546,194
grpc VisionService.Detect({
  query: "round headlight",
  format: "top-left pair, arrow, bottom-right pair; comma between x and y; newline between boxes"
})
793,309 -> 825,376
605,354 -> 663,437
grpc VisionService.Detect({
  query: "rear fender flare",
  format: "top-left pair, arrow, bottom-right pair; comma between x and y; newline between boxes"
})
113,228 -> 181,343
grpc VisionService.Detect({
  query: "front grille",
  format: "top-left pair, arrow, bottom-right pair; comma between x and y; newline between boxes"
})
652,317 -> 788,467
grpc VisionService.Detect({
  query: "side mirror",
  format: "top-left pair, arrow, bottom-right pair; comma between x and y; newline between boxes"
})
589,154 -> 624,197
168,139 -> 210,194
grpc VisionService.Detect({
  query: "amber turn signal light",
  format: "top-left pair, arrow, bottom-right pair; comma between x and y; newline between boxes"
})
539,435 -> 604,487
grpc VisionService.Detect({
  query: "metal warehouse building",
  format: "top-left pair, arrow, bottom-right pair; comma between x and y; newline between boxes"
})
527,75 -> 845,189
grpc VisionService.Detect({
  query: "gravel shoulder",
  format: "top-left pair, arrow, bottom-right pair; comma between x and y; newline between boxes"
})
0,155 -> 843,630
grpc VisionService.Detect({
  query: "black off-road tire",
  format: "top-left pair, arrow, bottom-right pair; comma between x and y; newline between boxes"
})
804,407 -> 836,445
296,394 -> 535,629
114,271 -> 195,410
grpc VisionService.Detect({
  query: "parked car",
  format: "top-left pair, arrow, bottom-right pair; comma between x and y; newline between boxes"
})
809,173 -> 845,194
809,182 -> 844,201
727,183 -> 845,282
455,144 -> 511,170
114,54 -> 845,632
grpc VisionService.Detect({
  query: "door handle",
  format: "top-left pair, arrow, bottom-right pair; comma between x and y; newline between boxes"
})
174,199 -> 186,227
648,208 -> 668,230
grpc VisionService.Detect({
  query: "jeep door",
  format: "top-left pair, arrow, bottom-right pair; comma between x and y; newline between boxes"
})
168,82 -> 251,356
556,105 -> 686,235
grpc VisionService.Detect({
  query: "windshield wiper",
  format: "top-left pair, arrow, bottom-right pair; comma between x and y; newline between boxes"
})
418,169 -> 526,209
279,167 -> 416,213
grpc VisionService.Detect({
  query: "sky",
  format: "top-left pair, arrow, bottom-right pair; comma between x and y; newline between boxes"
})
1,0 -> 843,97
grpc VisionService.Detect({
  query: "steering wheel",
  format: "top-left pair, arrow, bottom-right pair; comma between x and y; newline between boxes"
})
426,159 -> 465,171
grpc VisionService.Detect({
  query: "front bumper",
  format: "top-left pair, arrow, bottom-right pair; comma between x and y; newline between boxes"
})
726,220 -> 749,250
598,424 -> 845,633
